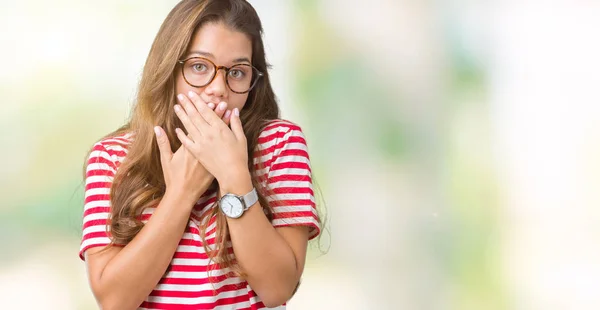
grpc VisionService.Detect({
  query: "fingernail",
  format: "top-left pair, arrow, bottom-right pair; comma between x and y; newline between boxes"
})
177,94 -> 184,101
188,91 -> 195,97
174,105 -> 181,112
218,102 -> 226,111
154,126 -> 161,136
224,110 -> 231,119
208,102 -> 215,109
234,108 -> 240,116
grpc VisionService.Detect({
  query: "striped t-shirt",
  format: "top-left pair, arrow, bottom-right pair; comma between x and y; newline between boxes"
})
79,119 -> 321,309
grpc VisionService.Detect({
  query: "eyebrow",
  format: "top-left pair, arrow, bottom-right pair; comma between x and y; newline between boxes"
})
187,50 -> 251,64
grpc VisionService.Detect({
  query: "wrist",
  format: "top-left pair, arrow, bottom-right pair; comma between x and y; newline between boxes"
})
218,171 -> 253,196
162,189 -> 198,210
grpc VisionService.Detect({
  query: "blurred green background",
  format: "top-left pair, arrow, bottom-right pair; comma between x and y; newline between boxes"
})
2,1 -> 600,309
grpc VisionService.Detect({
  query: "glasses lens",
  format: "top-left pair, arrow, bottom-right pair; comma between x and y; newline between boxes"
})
183,58 -> 215,87
227,64 -> 259,93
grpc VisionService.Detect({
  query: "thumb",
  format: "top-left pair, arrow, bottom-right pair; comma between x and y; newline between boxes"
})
154,126 -> 173,165
230,108 -> 245,141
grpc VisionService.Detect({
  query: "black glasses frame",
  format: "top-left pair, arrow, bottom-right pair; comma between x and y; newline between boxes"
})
177,57 -> 264,94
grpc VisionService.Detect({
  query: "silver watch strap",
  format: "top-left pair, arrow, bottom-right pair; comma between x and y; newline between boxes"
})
242,188 -> 258,210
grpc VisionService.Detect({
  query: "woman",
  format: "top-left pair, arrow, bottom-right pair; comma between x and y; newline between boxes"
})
79,1 -> 321,309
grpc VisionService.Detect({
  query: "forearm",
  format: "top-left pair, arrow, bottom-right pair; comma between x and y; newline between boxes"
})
94,191 -> 196,309
221,179 -> 300,306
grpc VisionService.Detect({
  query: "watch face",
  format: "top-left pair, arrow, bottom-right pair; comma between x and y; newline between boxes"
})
221,195 -> 244,218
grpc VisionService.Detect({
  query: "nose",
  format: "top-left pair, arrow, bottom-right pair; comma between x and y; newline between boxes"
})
204,69 -> 228,100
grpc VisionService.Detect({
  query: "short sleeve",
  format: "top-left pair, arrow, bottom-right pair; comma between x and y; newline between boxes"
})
263,124 -> 321,240
79,142 -> 117,260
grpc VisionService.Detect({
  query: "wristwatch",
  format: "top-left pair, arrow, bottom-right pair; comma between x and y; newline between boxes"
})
218,188 -> 258,219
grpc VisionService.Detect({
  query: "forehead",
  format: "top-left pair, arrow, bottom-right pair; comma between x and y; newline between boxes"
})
187,22 -> 252,63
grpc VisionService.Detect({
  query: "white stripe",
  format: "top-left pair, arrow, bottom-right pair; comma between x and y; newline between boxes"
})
175,245 -> 210,253
86,163 -> 115,175
256,136 -> 307,154
266,192 -> 314,201
213,301 -> 255,310
269,205 -> 315,213
83,212 -> 110,222
272,141 -> 307,152
253,166 -> 269,176
82,224 -> 109,236
102,142 -> 130,151
170,253 -> 235,267
85,175 -> 114,184
194,203 -> 218,219
259,123 -> 291,138
246,299 -> 285,310
154,275 -> 242,292
175,242 -> 231,254
84,199 -> 110,209
164,268 -> 231,279
85,187 -> 110,198
266,168 -> 311,178
80,237 -> 111,251
145,288 -> 248,304
272,217 -> 318,226
253,151 -> 275,164
88,149 -> 114,161
269,180 -> 312,189
181,232 -> 205,241
270,154 -> 310,166
141,208 -> 156,215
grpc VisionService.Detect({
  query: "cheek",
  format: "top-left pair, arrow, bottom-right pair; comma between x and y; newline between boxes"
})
232,94 -> 250,111
175,73 -> 193,96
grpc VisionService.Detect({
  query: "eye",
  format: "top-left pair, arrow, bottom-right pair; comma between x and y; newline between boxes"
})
228,69 -> 245,80
192,63 -> 208,72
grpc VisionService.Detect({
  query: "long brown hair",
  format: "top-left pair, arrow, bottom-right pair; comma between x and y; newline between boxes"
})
92,0 -> 280,278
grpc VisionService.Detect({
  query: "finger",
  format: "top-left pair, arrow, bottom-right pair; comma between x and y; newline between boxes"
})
177,93 -> 210,132
187,91 -> 222,127
223,109 -> 232,126
174,104 -> 204,141
175,127 -> 196,151
229,108 -> 245,141
214,101 -> 228,120
154,126 -> 173,164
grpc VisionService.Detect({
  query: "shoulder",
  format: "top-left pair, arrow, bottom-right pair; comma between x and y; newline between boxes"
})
258,119 -> 306,145
254,119 -> 310,163
88,132 -> 134,167
261,119 -> 303,135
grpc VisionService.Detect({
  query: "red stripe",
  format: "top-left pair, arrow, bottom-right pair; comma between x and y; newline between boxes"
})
140,294 -> 251,310
177,236 -> 218,247
85,168 -> 115,178
149,283 -> 247,298
271,199 -> 315,207
85,194 -> 110,204
272,211 -> 316,219
269,161 -> 311,172
257,150 -> 309,170
270,186 -> 314,195
158,273 -> 231,285
85,181 -> 112,190
83,206 -> 110,217
261,120 -> 300,133
257,130 -> 287,145
84,231 -> 109,239
171,248 -> 233,260
82,219 -> 108,230
256,135 -> 307,156
268,174 -> 311,184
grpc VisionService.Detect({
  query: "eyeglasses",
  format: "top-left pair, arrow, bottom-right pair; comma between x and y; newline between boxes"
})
177,57 -> 264,94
